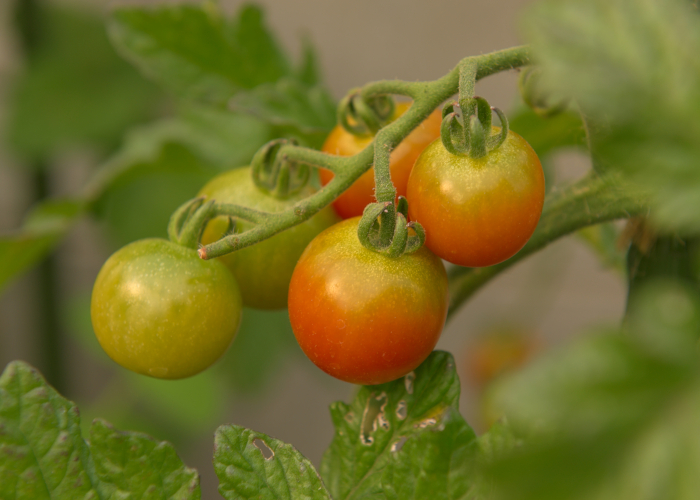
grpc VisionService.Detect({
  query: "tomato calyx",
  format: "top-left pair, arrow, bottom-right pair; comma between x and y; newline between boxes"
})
167,196 -> 216,250
357,197 -> 425,258
338,90 -> 395,136
251,138 -> 310,199
441,97 -> 509,159
168,195 -> 268,258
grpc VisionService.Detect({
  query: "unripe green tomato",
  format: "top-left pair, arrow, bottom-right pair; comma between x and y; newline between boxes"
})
199,167 -> 339,309
91,238 -> 242,379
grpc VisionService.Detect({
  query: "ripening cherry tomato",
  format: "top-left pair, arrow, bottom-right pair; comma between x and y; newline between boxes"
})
319,103 -> 442,219
199,167 -> 339,310
91,238 -> 242,379
462,326 -> 539,392
406,129 -> 545,267
288,217 -> 449,385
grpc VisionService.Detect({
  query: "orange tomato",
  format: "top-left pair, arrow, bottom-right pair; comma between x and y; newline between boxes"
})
320,103 -> 442,219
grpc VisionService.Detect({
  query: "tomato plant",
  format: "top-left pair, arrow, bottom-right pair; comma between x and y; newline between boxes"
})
407,129 -> 545,267
90,238 -> 242,379
287,217 -> 449,385
319,103 -> 442,219
4,1 -> 700,498
198,167 -> 339,309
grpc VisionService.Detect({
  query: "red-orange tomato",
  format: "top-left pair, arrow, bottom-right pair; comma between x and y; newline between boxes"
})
288,217 -> 449,385
407,129 -> 545,267
319,103 -> 442,219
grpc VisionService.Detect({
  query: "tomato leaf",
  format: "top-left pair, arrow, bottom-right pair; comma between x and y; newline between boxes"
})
0,360 -> 202,498
508,107 -> 586,159
86,105 -> 272,245
85,104 -> 271,201
214,425 -> 331,500
0,199 -> 84,295
230,77 -> 337,148
0,361 -> 101,498
320,351 -> 480,500
523,0 -> 700,232
296,35 -> 323,87
89,419 -> 200,498
485,280 -> 700,500
108,3 -> 290,105
6,4 -> 163,163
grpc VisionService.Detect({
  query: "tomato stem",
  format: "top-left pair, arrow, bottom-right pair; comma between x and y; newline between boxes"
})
196,46 -> 532,260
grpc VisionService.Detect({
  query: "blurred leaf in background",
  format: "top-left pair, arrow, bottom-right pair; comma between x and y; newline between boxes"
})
108,2 -> 336,147
86,105 -> 273,245
485,280 -> 700,500
0,199 -> 84,293
523,0 -> 700,233
7,3 -> 164,164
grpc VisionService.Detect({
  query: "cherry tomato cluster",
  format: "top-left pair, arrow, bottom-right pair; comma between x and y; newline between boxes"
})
91,98 -> 544,386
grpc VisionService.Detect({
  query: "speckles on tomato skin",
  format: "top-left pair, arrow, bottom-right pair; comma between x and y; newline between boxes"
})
91,238 -> 242,379
288,218 -> 448,385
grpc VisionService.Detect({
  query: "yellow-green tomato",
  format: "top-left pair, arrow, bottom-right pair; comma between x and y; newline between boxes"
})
199,167 -> 339,309
91,238 -> 242,379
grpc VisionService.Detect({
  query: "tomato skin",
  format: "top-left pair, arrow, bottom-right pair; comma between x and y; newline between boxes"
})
199,167 -> 339,310
288,217 -> 449,385
406,130 -> 545,267
90,238 -> 242,379
319,103 -> 442,219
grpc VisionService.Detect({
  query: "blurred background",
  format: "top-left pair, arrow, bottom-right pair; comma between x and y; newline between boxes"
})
0,0 -> 625,497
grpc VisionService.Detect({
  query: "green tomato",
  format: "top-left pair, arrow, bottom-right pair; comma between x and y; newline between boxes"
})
91,238 -> 242,379
199,167 -> 339,309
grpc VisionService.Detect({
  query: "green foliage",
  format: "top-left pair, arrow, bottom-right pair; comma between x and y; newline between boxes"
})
508,107 -> 585,160
7,4 -> 163,162
0,199 -> 84,294
523,0 -> 700,232
0,361 -> 201,499
0,0 -> 337,289
485,281 -> 700,500
214,426 -> 330,500
4,0 -> 700,497
87,105 -> 273,245
108,3 -> 289,105
321,352 -> 479,500
230,77 -> 336,148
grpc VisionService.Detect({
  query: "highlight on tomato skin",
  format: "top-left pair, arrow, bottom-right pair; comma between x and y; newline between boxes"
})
287,217 -> 449,386
90,238 -> 243,380
406,129 -> 545,268
319,102 -> 442,219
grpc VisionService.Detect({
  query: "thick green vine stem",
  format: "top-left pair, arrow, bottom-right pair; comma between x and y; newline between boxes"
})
251,138 -> 309,199
196,46 -> 532,261
446,172 -> 650,319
